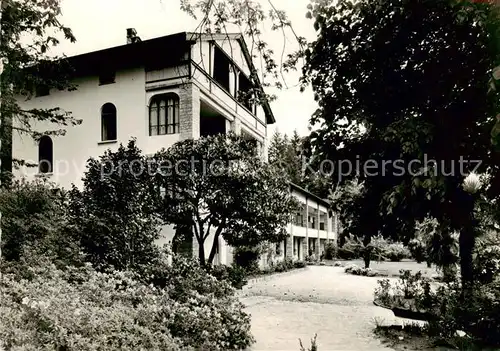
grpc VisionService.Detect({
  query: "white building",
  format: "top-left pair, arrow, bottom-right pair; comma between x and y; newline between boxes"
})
13,29 -> 337,265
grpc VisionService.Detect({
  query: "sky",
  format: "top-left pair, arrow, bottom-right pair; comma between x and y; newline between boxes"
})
56,0 -> 319,137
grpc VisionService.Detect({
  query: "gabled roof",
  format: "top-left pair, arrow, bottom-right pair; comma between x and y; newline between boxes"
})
56,31 -> 275,124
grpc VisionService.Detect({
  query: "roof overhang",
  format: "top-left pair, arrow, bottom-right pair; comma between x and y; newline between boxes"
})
185,32 -> 276,125
290,182 -> 330,208
55,32 -> 189,77
33,31 -> 276,124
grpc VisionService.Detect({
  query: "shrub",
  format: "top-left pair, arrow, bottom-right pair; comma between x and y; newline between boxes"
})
368,235 -> 390,261
112,251 -> 254,349
373,270 -> 436,313
208,264 -> 248,290
323,241 -> 336,260
0,179 -> 82,265
472,231 -> 500,284
423,280 -> 500,347
345,264 -> 383,277
336,235 -> 363,259
68,140 -> 161,272
293,260 -> 307,268
408,238 -> 427,263
1,256 -> 255,350
233,246 -> 260,273
0,260 -> 184,350
271,257 -> 294,273
375,232 -> 500,348
384,242 -> 411,262
136,249 -> 233,300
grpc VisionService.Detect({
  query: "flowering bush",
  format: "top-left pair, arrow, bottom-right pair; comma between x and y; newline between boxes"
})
272,257 -> 294,272
473,231 -> 500,284
374,270 -> 436,312
421,280 -> 500,347
0,262 -> 184,350
136,250 -> 234,299
208,263 -> 248,290
0,256 -> 254,350
383,242 -> 411,262
345,264 -> 386,277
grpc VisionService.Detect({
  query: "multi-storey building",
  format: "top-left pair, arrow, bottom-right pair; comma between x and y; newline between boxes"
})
13,29 -> 337,265
14,29 -> 272,189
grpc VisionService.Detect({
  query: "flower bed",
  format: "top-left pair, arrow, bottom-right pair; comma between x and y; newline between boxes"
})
373,270 -> 441,322
344,264 -> 389,277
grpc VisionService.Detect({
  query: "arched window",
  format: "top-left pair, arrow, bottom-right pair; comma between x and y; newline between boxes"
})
38,136 -> 53,173
149,94 -> 179,136
101,103 -> 117,141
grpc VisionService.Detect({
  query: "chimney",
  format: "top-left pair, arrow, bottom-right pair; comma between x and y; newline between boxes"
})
126,28 -> 141,44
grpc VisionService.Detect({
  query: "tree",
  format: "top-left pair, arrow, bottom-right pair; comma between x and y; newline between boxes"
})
269,130 -> 304,185
179,0 -> 307,94
151,133 -> 297,266
269,129 -> 331,198
68,140 -> 161,271
1,0 -> 81,183
0,179 -> 81,265
303,0 -> 500,289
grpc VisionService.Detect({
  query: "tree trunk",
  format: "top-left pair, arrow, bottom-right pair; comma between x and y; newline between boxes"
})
459,226 -> 475,294
363,253 -> 370,269
207,231 -> 220,265
0,115 -> 12,189
198,239 -> 206,267
457,192 -> 477,297
363,234 -> 371,269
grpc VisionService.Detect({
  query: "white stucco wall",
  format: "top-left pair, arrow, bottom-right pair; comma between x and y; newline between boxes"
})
10,35 -> 285,268
14,67 -> 149,190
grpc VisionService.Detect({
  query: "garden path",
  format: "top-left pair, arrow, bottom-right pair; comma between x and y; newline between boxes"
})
240,265 -> 427,350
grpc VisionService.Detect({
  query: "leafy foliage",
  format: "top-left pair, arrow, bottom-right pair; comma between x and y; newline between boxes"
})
1,0 -> 82,178
303,0 -> 500,286
136,253 -> 254,349
384,242 -> 411,262
269,130 -> 305,186
336,233 -> 409,264
472,230 -> 500,284
151,133 -> 297,266
322,240 -> 336,260
0,255 -> 254,351
374,270 -> 436,314
375,268 -> 500,348
269,130 -> 330,198
233,245 -> 261,273
0,179 -> 82,265
68,140 -> 161,271
412,217 -> 459,279
179,0 -> 307,94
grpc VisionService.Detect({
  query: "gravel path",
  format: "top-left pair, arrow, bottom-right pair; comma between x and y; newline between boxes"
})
240,265 -> 415,351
